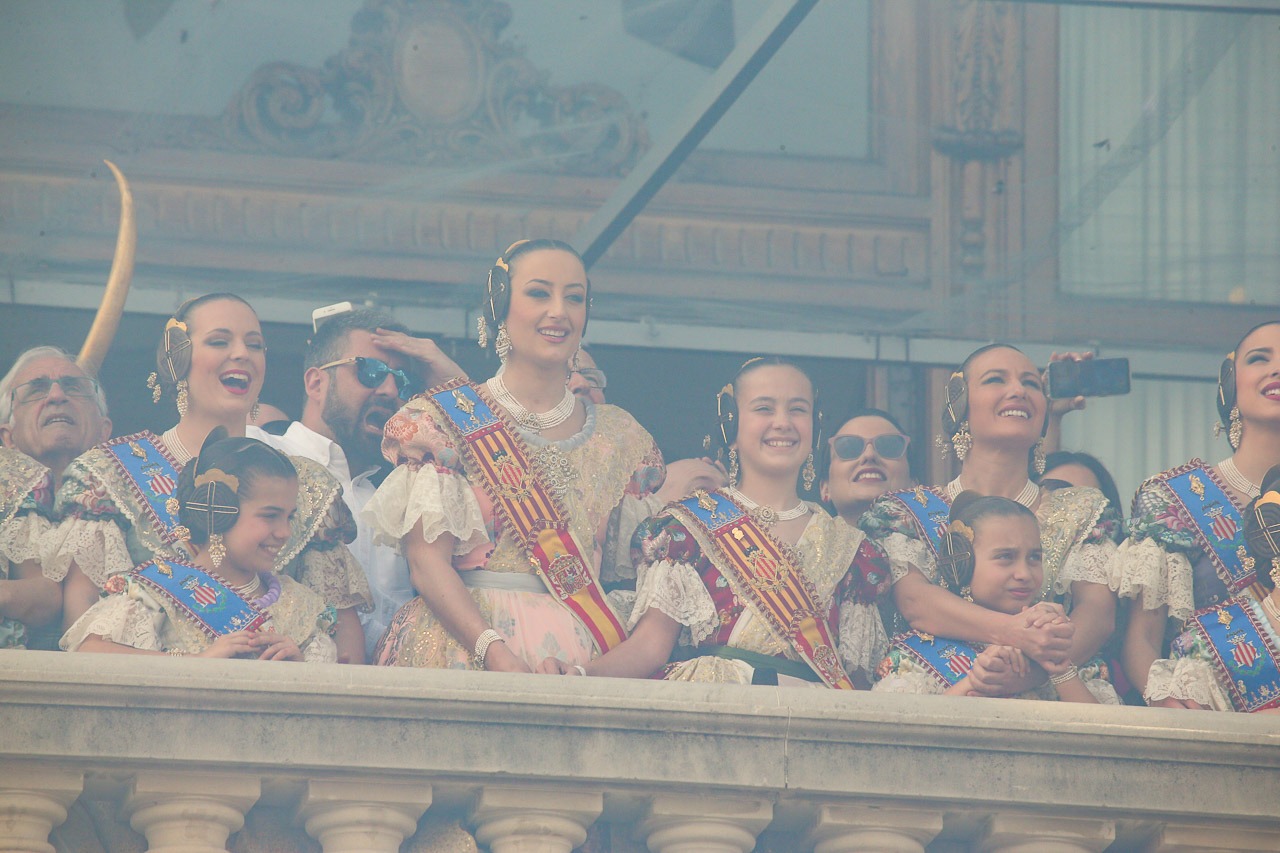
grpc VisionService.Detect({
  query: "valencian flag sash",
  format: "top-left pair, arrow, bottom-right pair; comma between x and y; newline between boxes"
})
130,558 -> 268,640
886,486 -> 952,561
1160,461 -> 1258,597
103,431 -> 184,545
1189,600 -> 1280,712
893,630 -> 981,688
427,379 -> 626,653
670,489 -> 853,689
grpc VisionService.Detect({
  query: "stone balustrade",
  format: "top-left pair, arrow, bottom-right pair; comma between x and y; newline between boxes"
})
1,652 -> 1277,852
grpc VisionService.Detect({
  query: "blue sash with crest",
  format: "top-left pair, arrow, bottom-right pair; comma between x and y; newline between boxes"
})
887,486 -> 952,560
130,559 -> 268,641
894,630 -> 980,688
1189,600 -> 1280,712
1160,461 -> 1254,595
104,432 -> 184,545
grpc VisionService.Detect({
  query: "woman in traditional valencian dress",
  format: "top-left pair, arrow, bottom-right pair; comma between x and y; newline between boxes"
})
364,239 -> 664,672
49,293 -> 370,661
63,432 -> 336,662
0,447 -> 60,648
1117,321 -> 1280,706
540,358 -> 891,688
860,344 -> 1122,695
873,492 -> 1116,704
1142,465 -> 1280,713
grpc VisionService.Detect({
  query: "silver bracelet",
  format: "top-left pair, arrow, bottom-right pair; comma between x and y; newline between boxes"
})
1050,664 -> 1079,685
572,664 -> 587,677
471,629 -> 504,670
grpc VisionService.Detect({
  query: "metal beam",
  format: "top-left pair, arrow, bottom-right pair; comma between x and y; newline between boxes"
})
996,0 -> 1280,13
574,0 -> 819,269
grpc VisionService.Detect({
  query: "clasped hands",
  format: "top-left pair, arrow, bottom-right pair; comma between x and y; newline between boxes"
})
202,629 -> 303,661
964,602 -> 1075,697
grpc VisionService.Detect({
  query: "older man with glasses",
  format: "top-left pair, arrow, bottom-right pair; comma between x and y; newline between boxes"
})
0,346 -> 112,647
249,307 -> 464,660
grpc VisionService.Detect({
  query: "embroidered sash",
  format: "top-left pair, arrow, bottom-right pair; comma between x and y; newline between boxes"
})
427,379 -> 626,653
671,490 -> 853,690
893,630 -> 981,689
1189,600 -> 1280,713
886,486 -> 952,561
103,432 -> 184,546
131,559 -> 268,641
1160,461 -> 1255,595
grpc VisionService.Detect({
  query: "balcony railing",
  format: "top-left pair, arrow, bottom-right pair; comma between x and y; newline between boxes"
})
1,651 -> 1278,852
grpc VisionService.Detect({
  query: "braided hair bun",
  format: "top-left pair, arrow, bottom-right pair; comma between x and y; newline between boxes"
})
176,427 -> 296,545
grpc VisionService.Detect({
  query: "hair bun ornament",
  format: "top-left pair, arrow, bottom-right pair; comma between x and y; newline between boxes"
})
1244,465 -> 1280,564
194,468 -> 240,492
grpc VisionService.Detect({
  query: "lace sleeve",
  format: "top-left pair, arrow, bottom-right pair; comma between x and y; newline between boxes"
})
362,463 -> 488,556
601,493 -> 665,586
60,583 -> 165,652
1109,537 -> 1196,621
0,512 -> 49,568
838,600 -> 888,680
1057,538 -> 1118,594
301,631 -> 339,663
1142,628 -> 1232,709
630,558 -> 719,646
46,454 -> 136,585
870,649 -> 943,695
859,496 -> 937,583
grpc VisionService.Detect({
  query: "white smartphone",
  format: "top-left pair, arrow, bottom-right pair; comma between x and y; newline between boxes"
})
312,302 -> 354,333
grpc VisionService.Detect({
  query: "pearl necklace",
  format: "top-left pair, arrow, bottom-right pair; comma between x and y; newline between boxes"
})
487,368 -> 577,432
947,477 -> 1040,509
161,426 -> 195,465
231,575 -> 263,600
727,487 -> 810,528
1217,457 -> 1261,499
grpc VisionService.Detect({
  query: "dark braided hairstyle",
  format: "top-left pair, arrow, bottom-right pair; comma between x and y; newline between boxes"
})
936,491 -> 1039,596
177,427 -> 297,546
1244,464 -> 1280,593
151,293 -> 258,406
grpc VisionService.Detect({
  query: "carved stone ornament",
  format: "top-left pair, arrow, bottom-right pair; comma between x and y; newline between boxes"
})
931,0 -> 1023,162
205,0 -> 649,174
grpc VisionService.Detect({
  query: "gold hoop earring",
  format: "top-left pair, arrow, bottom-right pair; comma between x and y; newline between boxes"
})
495,323 -> 512,363
728,448 -> 739,488
802,451 -> 816,491
1229,406 -> 1243,450
951,421 -> 972,461
175,380 -> 190,418
207,534 -> 225,570
1033,438 -> 1047,475
476,316 -> 489,349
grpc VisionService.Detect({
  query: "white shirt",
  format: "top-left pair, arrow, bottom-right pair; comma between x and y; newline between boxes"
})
247,422 -> 412,658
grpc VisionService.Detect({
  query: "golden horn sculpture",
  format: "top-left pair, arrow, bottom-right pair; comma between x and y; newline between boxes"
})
76,159 -> 136,375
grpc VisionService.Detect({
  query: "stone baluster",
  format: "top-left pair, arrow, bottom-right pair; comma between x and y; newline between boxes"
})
124,771 -> 260,853
978,814 -> 1115,853
0,764 -> 83,853
638,794 -> 772,853
297,779 -> 433,853
470,786 -> 602,853
807,803 -> 944,853
1146,823 -> 1280,852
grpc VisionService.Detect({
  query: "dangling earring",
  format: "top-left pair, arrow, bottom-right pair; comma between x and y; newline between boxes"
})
960,585 -> 974,603
1033,438 -> 1047,475
728,448 -> 739,489
476,316 -> 489,349
146,372 -> 162,404
250,401 -> 261,422
951,420 -> 972,461
1229,406 -> 1243,450
207,534 -> 225,569
495,323 -> 512,363
1270,558 -> 1280,589
571,347 -> 582,372
802,451 -> 816,491
175,380 -> 190,418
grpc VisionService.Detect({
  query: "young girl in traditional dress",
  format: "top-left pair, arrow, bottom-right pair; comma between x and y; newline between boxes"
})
539,357 -> 890,687
874,492 -> 1115,703
63,432 -> 337,662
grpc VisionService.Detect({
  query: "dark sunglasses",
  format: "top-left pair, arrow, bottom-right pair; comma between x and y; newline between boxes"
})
830,433 -> 910,460
319,357 -> 421,401
11,375 -> 100,406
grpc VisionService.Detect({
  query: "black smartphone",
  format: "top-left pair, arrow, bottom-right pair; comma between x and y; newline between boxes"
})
1045,357 -> 1130,399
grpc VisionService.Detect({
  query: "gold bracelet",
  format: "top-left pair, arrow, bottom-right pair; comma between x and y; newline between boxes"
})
168,649 -> 187,657
1050,665 -> 1079,685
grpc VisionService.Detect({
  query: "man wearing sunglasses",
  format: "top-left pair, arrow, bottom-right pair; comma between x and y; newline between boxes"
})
0,345 -> 112,647
249,307 -> 464,659
820,408 -> 916,527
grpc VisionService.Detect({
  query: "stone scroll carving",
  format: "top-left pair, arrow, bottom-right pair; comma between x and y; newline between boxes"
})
931,0 -> 1023,163
205,0 -> 649,175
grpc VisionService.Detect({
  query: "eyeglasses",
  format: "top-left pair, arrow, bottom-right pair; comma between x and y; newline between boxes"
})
830,433 -> 910,461
318,357 -> 421,401
11,375 -> 100,406
572,367 -> 607,391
